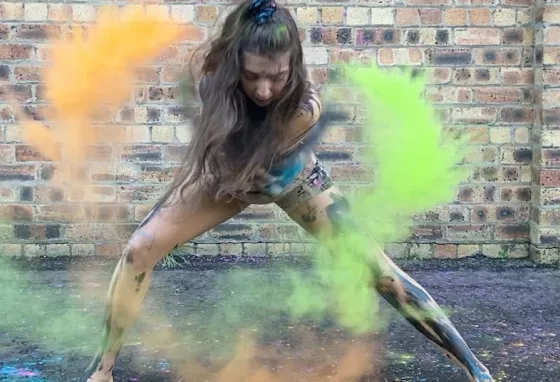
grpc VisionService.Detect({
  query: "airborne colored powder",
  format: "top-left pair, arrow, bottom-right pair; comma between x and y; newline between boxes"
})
286,63 -> 471,334
0,3 -> 188,352
0,3 -> 472,380
18,5 -> 186,190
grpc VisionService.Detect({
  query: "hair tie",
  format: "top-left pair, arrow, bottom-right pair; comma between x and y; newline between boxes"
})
249,0 -> 277,25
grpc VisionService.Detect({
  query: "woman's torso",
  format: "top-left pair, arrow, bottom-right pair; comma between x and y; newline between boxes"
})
198,75 -> 321,204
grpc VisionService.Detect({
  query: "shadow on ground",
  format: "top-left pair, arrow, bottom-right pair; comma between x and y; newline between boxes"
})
0,255 -> 559,382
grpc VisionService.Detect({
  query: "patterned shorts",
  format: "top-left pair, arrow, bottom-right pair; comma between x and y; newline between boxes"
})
234,152 -> 334,212
274,154 -> 334,213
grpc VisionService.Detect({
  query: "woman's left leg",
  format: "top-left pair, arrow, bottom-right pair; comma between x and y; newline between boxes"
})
275,164 -> 493,382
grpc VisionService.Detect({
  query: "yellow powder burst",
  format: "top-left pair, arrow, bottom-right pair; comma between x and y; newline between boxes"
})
18,4 -> 187,187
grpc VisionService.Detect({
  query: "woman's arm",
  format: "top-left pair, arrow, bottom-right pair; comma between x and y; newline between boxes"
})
280,86 -> 323,154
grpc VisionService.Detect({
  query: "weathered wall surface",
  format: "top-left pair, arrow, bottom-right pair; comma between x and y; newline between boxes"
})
0,0 -> 557,263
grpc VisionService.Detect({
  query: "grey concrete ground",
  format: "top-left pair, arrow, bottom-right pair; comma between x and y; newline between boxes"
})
0,255 -> 559,382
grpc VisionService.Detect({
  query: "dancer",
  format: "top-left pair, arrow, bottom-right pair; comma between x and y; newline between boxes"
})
83,1 -> 494,381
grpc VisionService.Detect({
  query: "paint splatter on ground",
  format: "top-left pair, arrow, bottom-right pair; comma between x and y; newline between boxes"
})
1,255 -> 559,382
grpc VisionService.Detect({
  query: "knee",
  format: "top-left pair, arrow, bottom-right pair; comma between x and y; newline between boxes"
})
121,231 -> 156,271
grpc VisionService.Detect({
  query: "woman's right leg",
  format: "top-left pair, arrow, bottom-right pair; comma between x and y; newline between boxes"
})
83,191 -> 247,382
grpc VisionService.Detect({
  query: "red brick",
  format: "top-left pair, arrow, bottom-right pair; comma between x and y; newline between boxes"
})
355,28 -> 400,45
0,44 -> 33,60
474,88 -> 522,103
434,244 -> 457,259
0,164 -> 36,181
474,48 -> 521,65
396,9 -> 420,26
12,24 -> 60,40
0,204 -> 33,221
85,205 -> 132,223
14,66 -> 41,81
469,8 -> 491,25
540,170 -> 560,186
502,68 -> 533,85
420,9 -> 442,25
444,9 -> 466,26
378,48 -> 394,65
15,144 -> 56,161
495,224 -> 529,241
179,25 -> 206,43
329,50 -> 376,67
411,225 -> 443,241
0,84 -> 32,102
36,204 -> 85,222
500,108 -> 533,123
0,144 -> 14,163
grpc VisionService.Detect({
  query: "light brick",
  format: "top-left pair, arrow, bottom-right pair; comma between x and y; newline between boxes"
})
544,27 -> 560,45
72,4 -> 96,22
493,8 -> 516,26
544,47 -> 560,65
0,2 -> 24,20
543,6 -> 560,24
24,3 -> 47,21
321,7 -> 344,24
72,244 -> 95,257
489,128 -> 512,144
457,244 -> 480,258
146,5 -> 169,20
46,243 -> 70,257
151,126 -> 174,143
304,47 -> 328,65
171,5 -> 195,22
297,7 -> 318,24
0,244 -> 22,256
48,3 -> 72,22
454,28 -> 500,45
346,7 -> 370,26
370,8 -> 393,25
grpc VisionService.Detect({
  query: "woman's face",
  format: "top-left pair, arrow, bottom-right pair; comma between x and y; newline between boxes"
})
240,52 -> 291,107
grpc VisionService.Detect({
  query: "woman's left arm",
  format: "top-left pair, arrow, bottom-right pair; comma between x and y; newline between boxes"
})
280,88 -> 323,155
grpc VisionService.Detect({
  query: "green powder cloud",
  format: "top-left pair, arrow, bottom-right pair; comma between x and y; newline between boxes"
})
286,63 -> 471,334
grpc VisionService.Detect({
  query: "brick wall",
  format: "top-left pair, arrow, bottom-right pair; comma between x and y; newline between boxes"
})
0,0 -> 557,264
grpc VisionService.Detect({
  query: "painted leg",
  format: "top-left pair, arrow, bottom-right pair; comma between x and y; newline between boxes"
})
372,244 -> 493,382
82,195 -> 246,382
280,183 -> 493,382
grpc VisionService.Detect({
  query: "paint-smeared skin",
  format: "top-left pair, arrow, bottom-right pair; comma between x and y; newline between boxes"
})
376,271 -> 493,382
322,196 -> 493,382
81,205 -> 161,382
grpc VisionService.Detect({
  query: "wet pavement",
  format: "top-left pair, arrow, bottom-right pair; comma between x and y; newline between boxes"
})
0,255 -> 559,382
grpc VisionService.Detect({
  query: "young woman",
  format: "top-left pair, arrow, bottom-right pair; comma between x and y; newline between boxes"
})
83,1 -> 494,381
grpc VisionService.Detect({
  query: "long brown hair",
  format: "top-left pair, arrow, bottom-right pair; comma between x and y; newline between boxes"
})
160,0 -> 308,208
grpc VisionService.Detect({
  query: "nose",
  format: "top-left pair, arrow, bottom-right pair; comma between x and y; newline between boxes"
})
255,80 -> 272,100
